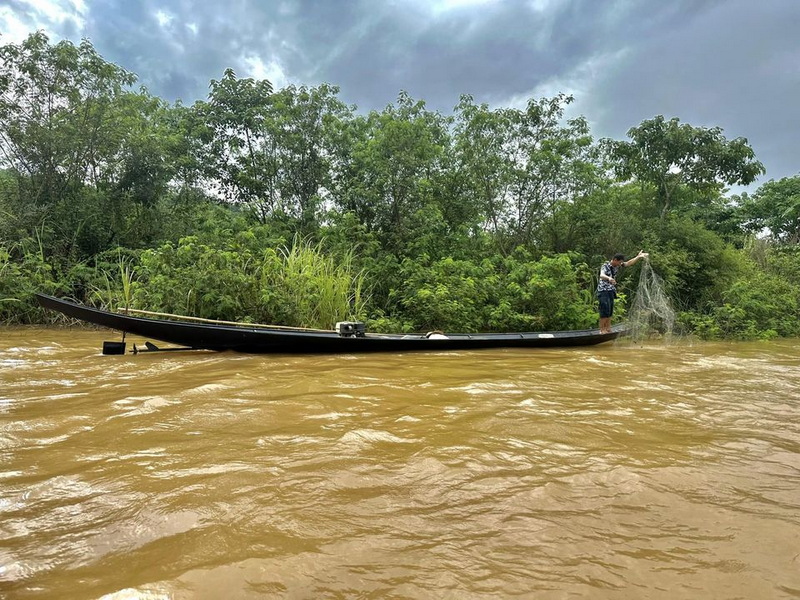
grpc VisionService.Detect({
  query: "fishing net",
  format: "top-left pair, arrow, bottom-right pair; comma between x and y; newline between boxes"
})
627,259 -> 676,340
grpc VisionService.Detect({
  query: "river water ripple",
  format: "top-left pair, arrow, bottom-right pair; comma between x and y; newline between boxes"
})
1,328 -> 799,599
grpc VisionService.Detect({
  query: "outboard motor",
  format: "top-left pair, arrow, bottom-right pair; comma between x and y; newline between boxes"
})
336,321 -> 366,337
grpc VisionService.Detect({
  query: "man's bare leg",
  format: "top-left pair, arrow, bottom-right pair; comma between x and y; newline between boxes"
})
599,317 -> 610,334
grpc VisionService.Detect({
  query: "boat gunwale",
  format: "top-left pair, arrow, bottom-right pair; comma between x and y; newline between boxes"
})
34,293 -> 625,351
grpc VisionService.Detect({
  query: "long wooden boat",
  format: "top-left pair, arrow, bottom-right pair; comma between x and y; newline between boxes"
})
36,293 -> 624,354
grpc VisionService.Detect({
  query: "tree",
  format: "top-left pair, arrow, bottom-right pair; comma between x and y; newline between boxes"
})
194,71 -> 351,228
0,32 -> 137,205
453,94 -> 601,252
0,32 -> 188,260
450,95 -> 514,237
741,175 -> 800,244
603,116 -> 764,218
191,69 -> 276,219
268,84 -> 353,229
333,92 -> 451,252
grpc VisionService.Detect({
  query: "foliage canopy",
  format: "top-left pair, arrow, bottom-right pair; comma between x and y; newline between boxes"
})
1,33 -> 798,340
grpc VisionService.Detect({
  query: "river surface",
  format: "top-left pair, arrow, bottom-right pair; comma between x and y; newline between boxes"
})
1,327 -> 799,599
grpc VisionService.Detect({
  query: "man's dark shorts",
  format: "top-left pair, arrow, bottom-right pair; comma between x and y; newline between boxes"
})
597,290 -> 615,318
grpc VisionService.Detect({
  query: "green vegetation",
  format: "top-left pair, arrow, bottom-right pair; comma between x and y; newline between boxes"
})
1,33 -> 799,339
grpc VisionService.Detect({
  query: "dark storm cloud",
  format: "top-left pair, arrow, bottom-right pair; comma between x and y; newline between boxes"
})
33,0 -> 717,110
77,0 -> 263,101
4,0 -> 798,184
581,0 -> 800,183
302,0 -> 724,111
271,0 -> 727,113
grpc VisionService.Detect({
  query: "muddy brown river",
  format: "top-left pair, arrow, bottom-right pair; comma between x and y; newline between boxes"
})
1,327 -> 799,599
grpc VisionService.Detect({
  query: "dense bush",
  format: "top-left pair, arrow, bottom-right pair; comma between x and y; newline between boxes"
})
2,33 -> 799,339
680,269 -> 800,340
131,235 -> 366,329
0,242 -> 59,323
386,251 -> 597,333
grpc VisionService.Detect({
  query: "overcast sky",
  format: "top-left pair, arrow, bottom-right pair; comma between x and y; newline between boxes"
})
2,0 -> 798,190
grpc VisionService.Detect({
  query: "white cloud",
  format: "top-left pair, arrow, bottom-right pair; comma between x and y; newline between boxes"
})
0,0 -> 86,42
155,10 -> 174,28
503,48 -> 629,130
429,0 -> 500,16
438,0 -> 499,8
242,54 -> 289,89
528,0 -> 557,12
28,0 -> 84,28
0,7 -> 33,42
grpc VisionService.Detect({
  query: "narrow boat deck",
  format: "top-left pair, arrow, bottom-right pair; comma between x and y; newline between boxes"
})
36,294 -> 624,354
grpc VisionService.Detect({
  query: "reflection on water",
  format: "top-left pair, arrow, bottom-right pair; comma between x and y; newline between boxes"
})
2,327 -> 800,599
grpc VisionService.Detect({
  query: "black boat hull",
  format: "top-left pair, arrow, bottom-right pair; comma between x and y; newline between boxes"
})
36,294 -> 624,354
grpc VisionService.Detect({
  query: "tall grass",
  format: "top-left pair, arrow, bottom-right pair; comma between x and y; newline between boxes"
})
265,237 -> 368,329
90,252 -> 135,312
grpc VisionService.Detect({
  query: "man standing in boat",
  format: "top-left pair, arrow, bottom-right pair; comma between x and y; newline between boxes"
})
597,250 -> 648,334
